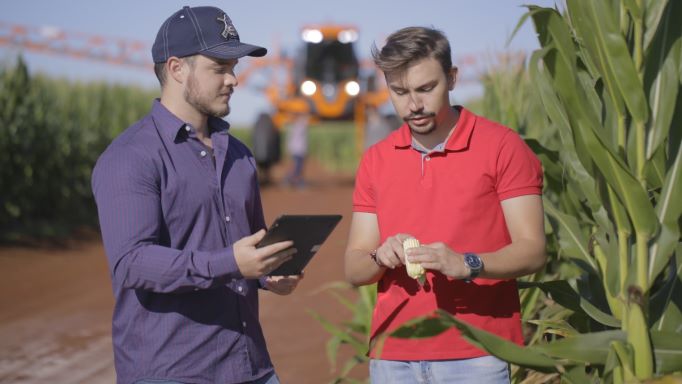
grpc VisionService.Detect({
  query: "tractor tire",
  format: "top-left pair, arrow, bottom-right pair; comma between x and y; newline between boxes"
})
251,113 -> 281,184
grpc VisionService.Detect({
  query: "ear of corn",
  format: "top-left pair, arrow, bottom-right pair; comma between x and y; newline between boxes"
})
403,238 -> 425,285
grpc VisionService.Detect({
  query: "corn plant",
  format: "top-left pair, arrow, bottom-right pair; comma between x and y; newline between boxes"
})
308,283 -> 376,384
0,56 -> 156,241
391,1 -> 682,382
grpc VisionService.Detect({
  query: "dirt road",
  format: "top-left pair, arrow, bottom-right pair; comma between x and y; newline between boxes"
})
0,163 -> 364,384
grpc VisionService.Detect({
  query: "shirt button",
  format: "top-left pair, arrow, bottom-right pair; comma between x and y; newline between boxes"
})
237,285 -> 243,292
200,150 -> 207,157
425,156 -> 431,161
225,215 -> 231,222
242,321 -> 247,328
184,125 -> 191,132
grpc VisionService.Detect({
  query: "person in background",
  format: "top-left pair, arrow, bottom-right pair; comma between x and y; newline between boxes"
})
364,103 -> 395,149
344,26 -> 546,383
285,110 -> 310,187
91,6 -> 302,384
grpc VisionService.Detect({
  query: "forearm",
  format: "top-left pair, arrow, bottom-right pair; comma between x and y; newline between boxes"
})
344,249 -> 384,286
109,242 -> 243,293
93,148 -> 247,293
478,237 -> 546,280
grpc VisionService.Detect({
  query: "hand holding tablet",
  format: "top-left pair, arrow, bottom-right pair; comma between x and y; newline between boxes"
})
256,215 -> 342,276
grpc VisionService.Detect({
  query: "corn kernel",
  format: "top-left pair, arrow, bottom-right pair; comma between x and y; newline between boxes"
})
403,238 -> 425,280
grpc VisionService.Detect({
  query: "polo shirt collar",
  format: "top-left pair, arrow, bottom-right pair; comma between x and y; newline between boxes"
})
391,105 -> 476,152
151,99 -> 231,143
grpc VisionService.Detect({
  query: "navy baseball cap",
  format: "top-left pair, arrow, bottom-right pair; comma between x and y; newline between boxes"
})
152,6 -> 267,63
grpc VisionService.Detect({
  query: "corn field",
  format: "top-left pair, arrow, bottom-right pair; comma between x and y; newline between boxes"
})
0,56 -> 157,241
1,1 -> 680,381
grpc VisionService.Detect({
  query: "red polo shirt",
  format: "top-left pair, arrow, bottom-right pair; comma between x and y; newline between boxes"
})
353,106 -> 543,360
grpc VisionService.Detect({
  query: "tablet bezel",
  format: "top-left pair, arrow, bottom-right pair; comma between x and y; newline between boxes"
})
256,214 -> 342,276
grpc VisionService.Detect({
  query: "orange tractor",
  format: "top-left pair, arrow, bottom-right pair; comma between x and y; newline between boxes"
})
239,24 -> 390,174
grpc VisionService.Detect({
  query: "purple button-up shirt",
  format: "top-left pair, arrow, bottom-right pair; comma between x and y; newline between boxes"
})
92,100 -> 272,384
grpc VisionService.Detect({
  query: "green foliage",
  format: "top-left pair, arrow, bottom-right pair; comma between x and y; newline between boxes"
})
0,56 -> 157,241
308,282 -> 375,384
468,53 -> 554,145
305,121 -> 359,173
232,121 -> 359,174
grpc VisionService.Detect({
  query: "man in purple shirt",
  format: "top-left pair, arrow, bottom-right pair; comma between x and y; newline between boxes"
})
92,6 -> 301,384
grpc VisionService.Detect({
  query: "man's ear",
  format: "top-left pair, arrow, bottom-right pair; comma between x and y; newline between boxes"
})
447,66 -> 458,91
167,57 -> 186,84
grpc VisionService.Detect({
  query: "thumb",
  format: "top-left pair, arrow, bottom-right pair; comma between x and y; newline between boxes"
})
243,229 -> 267,246
396,233 -> 414,243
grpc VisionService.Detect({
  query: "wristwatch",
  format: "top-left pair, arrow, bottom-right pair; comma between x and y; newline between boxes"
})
463,252 -> 483,281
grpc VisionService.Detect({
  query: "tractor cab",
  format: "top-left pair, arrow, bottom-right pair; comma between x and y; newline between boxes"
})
297,25 -> 360,119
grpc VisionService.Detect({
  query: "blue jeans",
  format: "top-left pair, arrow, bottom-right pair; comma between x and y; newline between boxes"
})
134,371 -> 280,384
370,356 -> 509,384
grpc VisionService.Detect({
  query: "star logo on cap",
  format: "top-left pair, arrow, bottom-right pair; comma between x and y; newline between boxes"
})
216,14 -> 239,40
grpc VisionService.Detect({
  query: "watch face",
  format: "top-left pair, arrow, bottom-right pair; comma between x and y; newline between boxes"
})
465,253 -> 482,269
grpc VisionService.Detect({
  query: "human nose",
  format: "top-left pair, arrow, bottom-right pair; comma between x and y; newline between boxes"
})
407,92 -> 423,112
225,71 -> 238,88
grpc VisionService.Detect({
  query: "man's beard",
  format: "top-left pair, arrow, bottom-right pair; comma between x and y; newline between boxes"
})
404,111 -> 437,135
184,73 -> 230,118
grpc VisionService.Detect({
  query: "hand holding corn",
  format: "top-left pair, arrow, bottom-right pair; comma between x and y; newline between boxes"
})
403,237 -> 426,285
370,233 -> 414,269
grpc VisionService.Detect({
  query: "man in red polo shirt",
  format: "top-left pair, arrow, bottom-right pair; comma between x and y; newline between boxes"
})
344,27 -> 546,383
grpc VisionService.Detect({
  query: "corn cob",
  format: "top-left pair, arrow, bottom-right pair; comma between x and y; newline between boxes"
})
403,238 -> 425,285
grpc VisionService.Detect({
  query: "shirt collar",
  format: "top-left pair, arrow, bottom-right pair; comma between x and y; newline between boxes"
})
150,99 -> 231,143
391,106 -> 476,152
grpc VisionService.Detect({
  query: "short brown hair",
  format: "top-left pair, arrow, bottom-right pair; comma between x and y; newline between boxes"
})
372,27 -> 452,78
154,62 -> 167,86
153,55 -> 197,87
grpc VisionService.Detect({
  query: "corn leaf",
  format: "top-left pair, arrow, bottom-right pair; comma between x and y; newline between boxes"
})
565,83 -> 658,237
644,0 -> 672,51
650,143 -> 682,283
520,280 -> 621,327
651,331 -> 682,373
644,5 -> 682,160
544,199 -> 599,273
563,364 -> 593,384
308,309 -> 367,352
435,310 -> 561,373
567,0 -> 649,124
652,245 -> 682,333
535,330 -> 626,364
391,312 -> 560,373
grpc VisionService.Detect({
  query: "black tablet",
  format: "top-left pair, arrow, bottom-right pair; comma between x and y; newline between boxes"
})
257,214 -> 342,276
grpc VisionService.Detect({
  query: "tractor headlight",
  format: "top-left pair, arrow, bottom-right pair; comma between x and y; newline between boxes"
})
302,29 -> 323,44
344,81 -> 360,96
301,80 -> 317,96
337,29 -> 358,44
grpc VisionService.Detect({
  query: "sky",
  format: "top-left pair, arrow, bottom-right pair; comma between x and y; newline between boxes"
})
1,0 -> 558,125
